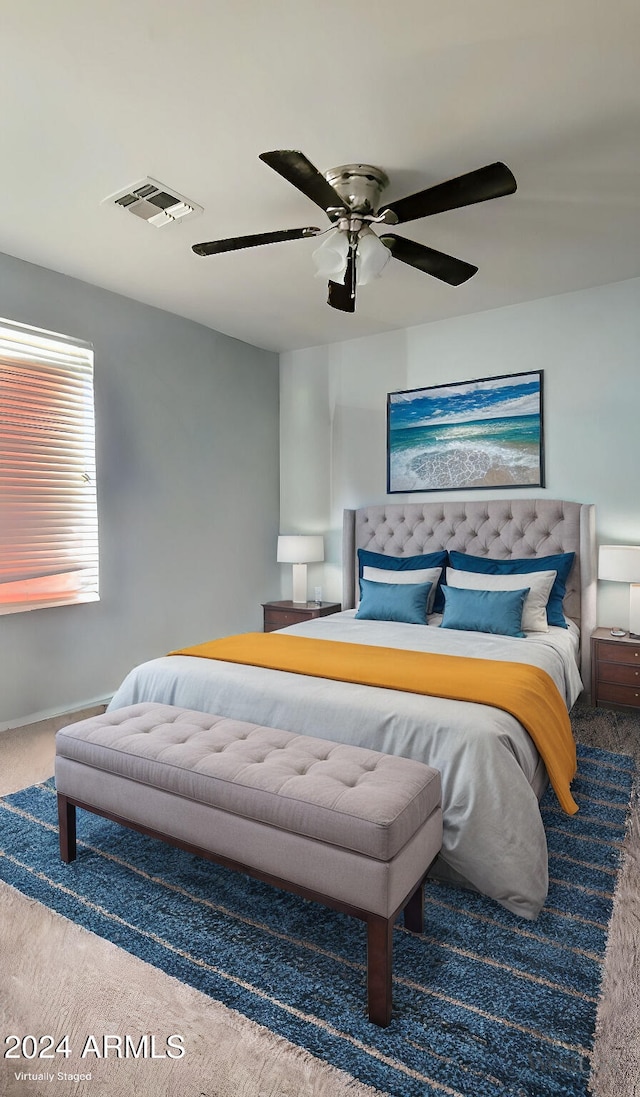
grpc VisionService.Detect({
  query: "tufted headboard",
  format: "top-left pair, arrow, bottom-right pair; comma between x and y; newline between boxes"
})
342,498 -> 596,686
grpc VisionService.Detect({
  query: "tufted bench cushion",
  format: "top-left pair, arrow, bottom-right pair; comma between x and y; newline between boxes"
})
55,702 -> 443,1026
55,703 -> 440,862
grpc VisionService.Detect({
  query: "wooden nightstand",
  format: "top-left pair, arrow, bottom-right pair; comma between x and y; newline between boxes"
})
591,627 -> 640,709
262,600 -> 342,632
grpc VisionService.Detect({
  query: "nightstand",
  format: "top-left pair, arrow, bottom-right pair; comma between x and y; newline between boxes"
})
591,627 -> 640,709
262,600 -> 342,632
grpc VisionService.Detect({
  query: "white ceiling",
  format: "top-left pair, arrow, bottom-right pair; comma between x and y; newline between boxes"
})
2,0 -> 639,353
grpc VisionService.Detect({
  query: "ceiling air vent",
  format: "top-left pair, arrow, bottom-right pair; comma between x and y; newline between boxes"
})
103,178 -> 203,227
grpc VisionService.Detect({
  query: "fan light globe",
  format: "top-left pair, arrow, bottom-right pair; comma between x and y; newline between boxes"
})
312,230 -> 349,278
356,227 -> 392,285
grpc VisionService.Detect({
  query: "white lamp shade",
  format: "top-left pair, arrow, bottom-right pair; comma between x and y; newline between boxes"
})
277,535 -> 324,564
598,545 -> 640,583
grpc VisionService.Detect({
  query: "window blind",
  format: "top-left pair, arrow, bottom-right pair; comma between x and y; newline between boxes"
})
0,317 -> 99,614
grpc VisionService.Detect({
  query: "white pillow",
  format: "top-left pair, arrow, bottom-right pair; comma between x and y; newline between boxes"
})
362,566 -> 442,616
445,567 -> 557,632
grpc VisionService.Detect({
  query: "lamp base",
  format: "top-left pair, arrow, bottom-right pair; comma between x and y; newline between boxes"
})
291,563 -> 308,604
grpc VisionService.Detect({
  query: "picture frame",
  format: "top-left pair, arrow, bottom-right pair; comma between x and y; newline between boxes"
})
387,370 -> 544,494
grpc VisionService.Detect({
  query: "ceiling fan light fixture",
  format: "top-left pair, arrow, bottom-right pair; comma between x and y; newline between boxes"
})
355,227 -> 392,285
311,228 -> 350,278
312,225 -> 391,287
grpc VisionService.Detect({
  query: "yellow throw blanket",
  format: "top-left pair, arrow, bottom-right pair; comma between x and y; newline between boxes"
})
171,632 -> 578,814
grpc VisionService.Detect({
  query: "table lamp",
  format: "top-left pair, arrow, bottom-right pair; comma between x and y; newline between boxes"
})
277,535 -> 324,604
598,545 -> 640,638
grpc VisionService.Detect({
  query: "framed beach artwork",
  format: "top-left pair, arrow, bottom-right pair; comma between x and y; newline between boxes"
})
387,370 -> 544,494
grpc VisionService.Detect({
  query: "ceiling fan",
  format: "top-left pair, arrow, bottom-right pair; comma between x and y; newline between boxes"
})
192,151 -> 517,313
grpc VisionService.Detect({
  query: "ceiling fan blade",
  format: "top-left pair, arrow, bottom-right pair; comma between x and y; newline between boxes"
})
192,227 -> 320,256
259,150 -> 349,214
380,162 -> 517,225
327,250 -> 356,312
380,234 -> 478,286
327,279 -> 355,312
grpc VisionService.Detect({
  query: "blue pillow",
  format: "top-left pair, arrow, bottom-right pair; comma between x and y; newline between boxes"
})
448,550 -> 575,628
355,579 -> 432,625
357,548 -> 448,611
440,585 -> 529,638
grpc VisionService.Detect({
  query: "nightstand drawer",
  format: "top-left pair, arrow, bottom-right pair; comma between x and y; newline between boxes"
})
264,609 -> 301,631
597,641 -> 640,666
597,661 -> 640,686
590,628 -> 640,709
596,681 -> 640,708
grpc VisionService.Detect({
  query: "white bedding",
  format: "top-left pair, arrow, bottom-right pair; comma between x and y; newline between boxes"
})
108,612 -> 583,919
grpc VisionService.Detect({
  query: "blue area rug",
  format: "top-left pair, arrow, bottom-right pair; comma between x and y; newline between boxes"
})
0,743 -> 635,1097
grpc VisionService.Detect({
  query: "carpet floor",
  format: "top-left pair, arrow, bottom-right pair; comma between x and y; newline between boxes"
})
0,726 -> 635,1097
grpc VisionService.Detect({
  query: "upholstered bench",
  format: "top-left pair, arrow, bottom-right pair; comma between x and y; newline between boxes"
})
55,702 -> 442,1026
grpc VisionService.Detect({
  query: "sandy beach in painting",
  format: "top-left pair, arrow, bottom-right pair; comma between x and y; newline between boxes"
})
395,441 -> 541,490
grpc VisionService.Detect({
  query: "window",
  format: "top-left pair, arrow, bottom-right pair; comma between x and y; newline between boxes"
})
0,317 -> 98,614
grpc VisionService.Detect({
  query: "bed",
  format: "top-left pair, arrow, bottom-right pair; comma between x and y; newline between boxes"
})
108,498 -> 596,919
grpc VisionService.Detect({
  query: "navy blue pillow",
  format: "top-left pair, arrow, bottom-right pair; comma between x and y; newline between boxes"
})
440,585 -> 529,638
357,548 -> 448,612
355,579 -> 432,625
448,550 -> 575,628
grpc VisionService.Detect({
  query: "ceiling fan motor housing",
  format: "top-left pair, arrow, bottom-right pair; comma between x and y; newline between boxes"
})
324,164 -> 389,216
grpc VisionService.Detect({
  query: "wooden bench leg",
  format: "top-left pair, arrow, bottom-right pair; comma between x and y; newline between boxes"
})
367,914 -> 393,1026
57,795 -> 77,863
403,881 -> 424,933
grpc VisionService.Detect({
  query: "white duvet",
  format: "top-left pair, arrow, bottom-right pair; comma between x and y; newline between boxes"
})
108,612 -> 583,919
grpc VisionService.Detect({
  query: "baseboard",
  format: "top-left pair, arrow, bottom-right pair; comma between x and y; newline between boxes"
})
0,697 -> 112,735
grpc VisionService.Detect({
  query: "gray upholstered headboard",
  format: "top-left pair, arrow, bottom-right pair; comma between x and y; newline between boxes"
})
342,499 -> 596,687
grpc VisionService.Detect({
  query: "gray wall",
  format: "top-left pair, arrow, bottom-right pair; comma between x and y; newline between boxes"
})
280,276 -> 640,631
0,251 -> 280,728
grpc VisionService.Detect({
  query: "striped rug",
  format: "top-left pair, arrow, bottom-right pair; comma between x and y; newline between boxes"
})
0,743 -> 634,1097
